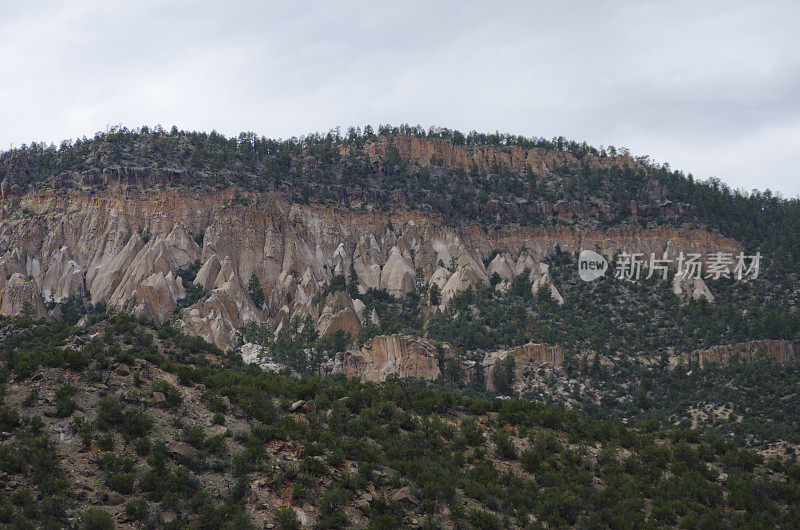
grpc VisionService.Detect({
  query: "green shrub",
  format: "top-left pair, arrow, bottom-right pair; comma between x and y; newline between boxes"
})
38,494 -> 68,523
521,447 -> 543,472
55,383 -> 79,418
461,420 -> 485,446
96,397 -> 124,430
274,507 -> 301,530
493,430 -> 518,460
0,445 -> 25,474
96,433 -> 115,451
184,424 -> 205,448
108,473 -> 136,495
318,487 -> 348,529
96,454 -> 135,474
467,509 -> 501,529
81,508 -> 115,530
8,514 -> 36,529
10,487 -> 34,507
0,502 -> 12,524
136,437 -> 152,456
152,380 -> 182,407
72,415 -> 93,448
122,410 -> 153,439
0,406 -> 20,431
27,415 -> 45,435
125,498 -> 149,521
205,433 -> 226,456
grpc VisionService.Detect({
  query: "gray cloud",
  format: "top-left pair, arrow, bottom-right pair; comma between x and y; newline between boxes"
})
1,0 -> 799,196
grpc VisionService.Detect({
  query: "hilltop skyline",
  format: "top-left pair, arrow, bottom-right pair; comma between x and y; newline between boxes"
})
1,1 -> 799,196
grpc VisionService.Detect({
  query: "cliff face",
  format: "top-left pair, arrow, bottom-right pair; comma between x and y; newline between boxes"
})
359,135 -> 641,176
678,340 -> 798,367
0,187 -> 742,348
334,334 -> 442,382
481,343 -> 564,392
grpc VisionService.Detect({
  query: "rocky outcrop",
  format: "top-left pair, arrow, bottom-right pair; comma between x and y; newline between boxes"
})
677,340 -> 798,367
481,342 -> 564,391
380,247 -> 415,298
530,265 -> 564,304
441,267 -> 479,306
239,342 -> 291,374
672,274 -> 714,303
317,291 -> 361,337
487,254 -> 516,281
0,273 -> 47,317
334,334 -> 441,382
361,135 -> 641,177
428,267 -> 451,292
0,187 -> 743,348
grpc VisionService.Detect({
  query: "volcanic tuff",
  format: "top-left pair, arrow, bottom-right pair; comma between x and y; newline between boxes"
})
333,334 -> 442,382
481,343 -> 565,392
678,339 -> 799,367
0,186 -> 738,350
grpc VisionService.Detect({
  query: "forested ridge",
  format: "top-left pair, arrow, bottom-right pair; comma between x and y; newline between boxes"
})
2,125 -> 799,272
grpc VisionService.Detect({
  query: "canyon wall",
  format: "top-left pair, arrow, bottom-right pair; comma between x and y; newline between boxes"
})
359,135 -> 641,176
0,187 -> 741,348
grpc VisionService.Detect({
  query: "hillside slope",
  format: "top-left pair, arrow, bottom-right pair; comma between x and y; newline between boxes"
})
1,127 -> 799,449
1,314 -> 799,528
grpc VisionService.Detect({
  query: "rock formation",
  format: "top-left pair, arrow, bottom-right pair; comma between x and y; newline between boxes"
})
481,343 -> 564,392
334,334 -> 441,382
361,134 -> 640,177
0,186 -> 741,348
677,339 -> 798,367
0,273 -> 47,318
530,265 -> 564,305
317,290 -> 361,337
672,274 -> 714,303
380,247 -> 415,298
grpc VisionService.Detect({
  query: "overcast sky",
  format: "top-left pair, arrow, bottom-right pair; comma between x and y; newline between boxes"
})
2,1 -> 799,196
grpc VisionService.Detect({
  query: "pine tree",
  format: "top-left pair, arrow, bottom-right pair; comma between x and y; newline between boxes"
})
347,264 -> 360,299
429,284 -> 441,306
248,273 -> 264,308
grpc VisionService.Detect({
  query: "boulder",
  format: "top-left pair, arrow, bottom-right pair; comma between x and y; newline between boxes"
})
392,486 -> 419,505
352,298 -> 365,322
152,391 -> 166,407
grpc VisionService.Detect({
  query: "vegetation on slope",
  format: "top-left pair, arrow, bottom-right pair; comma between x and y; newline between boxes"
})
2,312 -> 800,528
241,246 -> 800,449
